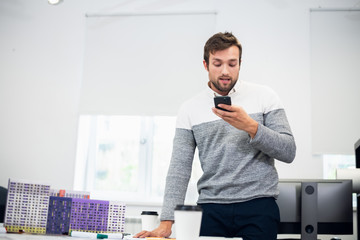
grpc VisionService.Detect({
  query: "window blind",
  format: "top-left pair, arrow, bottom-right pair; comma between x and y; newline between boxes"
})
310,9 -> 360,154
79,12 -> 216,116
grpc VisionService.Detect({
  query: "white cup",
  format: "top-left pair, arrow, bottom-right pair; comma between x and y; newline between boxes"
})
174,205 -> 203,240
141,211 -> 159,231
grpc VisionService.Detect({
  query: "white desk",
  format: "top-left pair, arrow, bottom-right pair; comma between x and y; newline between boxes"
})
0,233 -> 242,240
0,225 -> 242,240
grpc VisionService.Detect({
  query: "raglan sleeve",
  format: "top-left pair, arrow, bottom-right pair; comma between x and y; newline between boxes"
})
160,104 -> 197,221
249,87 -> 296,163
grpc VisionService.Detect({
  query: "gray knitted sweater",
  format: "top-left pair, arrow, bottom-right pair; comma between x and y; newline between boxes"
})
160,80 -> 296,221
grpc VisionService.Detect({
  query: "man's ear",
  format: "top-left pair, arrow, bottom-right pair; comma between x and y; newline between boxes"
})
203,60 -> 209,71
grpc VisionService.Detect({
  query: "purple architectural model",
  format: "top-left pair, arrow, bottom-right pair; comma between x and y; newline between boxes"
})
70,198 -> 109,232
4,178 -> 126,235
69,199 -> 126,233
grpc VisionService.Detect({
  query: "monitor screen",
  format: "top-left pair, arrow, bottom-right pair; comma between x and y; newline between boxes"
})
276,179 -> 353,235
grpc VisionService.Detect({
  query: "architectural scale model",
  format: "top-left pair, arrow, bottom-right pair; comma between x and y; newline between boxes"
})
50,189 -> 90,199
4,179 -> 50,234
3,179 -> 126,235
46,196 -> 72,235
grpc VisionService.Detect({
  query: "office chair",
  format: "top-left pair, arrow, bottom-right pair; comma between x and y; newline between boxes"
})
0,186 -> 7,223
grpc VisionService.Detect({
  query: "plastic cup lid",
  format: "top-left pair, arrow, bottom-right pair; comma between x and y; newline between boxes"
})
174,205 -> 202,211
141,211 -> 159,215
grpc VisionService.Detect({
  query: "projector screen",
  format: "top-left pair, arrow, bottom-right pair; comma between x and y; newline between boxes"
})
79,12 -> 216,116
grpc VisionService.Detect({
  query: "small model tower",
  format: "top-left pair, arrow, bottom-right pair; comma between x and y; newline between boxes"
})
4,179 -> 50,234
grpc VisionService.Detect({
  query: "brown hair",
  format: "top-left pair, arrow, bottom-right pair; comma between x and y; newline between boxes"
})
203,32 -> 242,66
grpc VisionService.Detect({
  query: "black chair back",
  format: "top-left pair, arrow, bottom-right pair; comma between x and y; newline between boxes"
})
0,186 -> 7,223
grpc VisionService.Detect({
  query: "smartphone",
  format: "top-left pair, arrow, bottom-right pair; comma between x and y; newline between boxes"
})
214,96 -> 232,112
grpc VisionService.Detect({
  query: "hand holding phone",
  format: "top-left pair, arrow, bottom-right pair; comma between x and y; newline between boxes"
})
214,96 -> 231,112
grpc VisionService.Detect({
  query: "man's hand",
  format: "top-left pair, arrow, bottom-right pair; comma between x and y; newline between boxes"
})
212,104 -> 258,139
133,220 -> 173,238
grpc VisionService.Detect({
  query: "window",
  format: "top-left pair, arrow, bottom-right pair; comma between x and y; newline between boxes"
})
323,154 -> 355,179
322,154 -> 357,207
74,115 -> 202,204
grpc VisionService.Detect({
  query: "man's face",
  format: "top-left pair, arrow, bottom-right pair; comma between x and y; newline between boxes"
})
204,45 -> 241,96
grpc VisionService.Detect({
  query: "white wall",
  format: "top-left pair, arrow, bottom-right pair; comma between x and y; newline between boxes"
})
0,0 -> 85,189
0,0 -> 359,194
1,1 -> 359,239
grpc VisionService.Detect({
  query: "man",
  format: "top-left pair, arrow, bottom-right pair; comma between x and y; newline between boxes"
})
134,32 -> 296,240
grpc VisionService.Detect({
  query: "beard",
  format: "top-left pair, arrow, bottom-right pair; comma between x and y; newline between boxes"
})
210,77 -> 237,94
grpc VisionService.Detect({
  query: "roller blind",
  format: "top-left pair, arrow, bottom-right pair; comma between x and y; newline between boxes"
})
310,9 -> 360,154
79,12 -> 216,116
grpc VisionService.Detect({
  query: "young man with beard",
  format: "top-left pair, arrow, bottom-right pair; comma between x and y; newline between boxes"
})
134,32 -> 296,240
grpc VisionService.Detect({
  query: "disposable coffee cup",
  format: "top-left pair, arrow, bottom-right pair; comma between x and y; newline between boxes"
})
141,211 -> 159,231
174,205 -> 203,240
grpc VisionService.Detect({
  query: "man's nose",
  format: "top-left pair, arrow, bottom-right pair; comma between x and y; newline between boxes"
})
221,65 -> 230,75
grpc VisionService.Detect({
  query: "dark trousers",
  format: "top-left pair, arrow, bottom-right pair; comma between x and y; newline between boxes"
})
199,197 -> 280,240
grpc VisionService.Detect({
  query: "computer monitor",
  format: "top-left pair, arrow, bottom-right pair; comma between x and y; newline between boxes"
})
355,138 -> 360,168
276,179 -> 353,238
355,138 -> 360,240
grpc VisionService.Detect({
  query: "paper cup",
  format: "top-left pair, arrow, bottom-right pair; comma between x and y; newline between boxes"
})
174,205 -> 203,240
141,211 -> 159,231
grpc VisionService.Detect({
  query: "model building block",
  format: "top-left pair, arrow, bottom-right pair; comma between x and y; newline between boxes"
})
50,189 -> 90,199
46,196 -> 72,235
70,198 -> 109,233
107,201 -> 126,233
4,179 -> 50,234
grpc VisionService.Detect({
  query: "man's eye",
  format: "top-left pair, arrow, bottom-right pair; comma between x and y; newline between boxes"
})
214,63 -> 221,67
